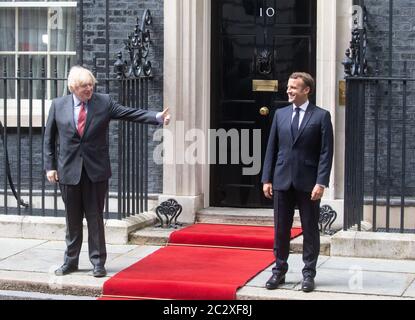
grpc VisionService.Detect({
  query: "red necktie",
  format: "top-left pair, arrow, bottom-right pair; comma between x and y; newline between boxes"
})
77,102 -> 87,136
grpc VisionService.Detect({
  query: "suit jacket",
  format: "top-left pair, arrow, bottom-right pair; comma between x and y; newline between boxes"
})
44,93 -> 159,185
261,103 -> 334,192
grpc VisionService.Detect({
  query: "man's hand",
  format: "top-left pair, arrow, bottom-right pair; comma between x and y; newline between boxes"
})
263,183 -> 273,199
46,170 -> 59,183
161,107 -> 171,126
311,185 -> 325,201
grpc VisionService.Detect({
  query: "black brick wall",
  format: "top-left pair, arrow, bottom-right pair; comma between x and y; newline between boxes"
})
364,0 -> 415,77
362,0 -> 415,197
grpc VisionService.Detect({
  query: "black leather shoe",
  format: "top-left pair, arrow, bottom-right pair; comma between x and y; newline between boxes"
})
93,266 -> 107,278
301,276 -> 315,292
55,264 -> 78,276
265,273 -> 286,290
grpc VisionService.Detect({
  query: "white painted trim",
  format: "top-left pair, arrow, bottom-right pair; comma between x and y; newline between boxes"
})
0,2 -> 77,8
0,99 -> 52,127
163,0 -> 209,217
316,0 -> 338,201
202,0 -> 211,208
15,7 -> 18,62
334,0 -> 353,200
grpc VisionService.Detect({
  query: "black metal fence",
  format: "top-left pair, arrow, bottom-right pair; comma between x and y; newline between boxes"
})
0,55 -> 152,220
0,9 -> 157,220
343,0 -> 415,233
344,72 -> 415,233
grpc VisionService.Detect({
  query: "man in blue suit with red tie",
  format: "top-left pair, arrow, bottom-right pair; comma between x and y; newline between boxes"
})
44,66 -> 170,278
261,72 -> 334,292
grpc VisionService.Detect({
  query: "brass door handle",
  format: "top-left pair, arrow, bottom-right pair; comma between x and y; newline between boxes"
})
259,106 -> 270,116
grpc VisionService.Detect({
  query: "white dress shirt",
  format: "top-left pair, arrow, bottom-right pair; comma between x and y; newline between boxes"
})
291,100 -> 309,129
73,95 -> 88,130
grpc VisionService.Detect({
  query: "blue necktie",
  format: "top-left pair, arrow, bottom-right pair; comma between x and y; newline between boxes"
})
291,107 -> 301,139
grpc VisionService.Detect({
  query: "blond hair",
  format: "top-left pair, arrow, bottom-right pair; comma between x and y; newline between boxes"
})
289,72 -> 315,95
67,66 -> 97,93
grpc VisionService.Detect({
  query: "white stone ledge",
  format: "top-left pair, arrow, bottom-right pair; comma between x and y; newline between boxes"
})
0,270 -> 102,297
331,231 -> 415,260
0,212 -> 157,245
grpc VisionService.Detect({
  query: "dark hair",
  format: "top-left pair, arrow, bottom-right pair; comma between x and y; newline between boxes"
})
289,72 -> 315,95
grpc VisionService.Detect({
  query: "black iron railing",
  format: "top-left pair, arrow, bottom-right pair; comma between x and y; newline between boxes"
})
0,56 -> 152,220
343,1 -> 415,233
344,73 -> 415,233
0,10 -> 156,220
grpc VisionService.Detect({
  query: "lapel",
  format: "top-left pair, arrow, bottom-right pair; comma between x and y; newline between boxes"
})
293,103 -> 315,146
282,106 -> 294,145
83,94 -> 96,137
64,95 -> 77,133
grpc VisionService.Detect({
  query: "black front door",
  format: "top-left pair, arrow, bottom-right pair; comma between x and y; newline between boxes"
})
210,0 -> 317,208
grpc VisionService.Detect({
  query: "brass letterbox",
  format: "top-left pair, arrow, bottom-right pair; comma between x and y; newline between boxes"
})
252,80 -> 279,92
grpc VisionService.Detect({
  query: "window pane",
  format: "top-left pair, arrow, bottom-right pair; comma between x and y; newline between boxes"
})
50,55 -> 75,98
0,9 -> 15,51
19,55 -> 47,99
18,8 -> 48,51
0,55 -> 15,99
50,7 -> 76,52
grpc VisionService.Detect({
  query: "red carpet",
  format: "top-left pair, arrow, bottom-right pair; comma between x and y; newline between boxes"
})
101,224 -> 302,300
169,223 -> 303,250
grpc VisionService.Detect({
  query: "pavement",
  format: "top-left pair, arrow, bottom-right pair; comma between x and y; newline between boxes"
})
0,236 -> 414,300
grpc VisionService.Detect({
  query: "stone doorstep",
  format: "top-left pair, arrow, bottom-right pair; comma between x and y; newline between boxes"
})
128,226 -> 332,256
291,235 -> 331,256
331,230 -> 415,260
0,213 -> 157,245
197,201 -> 345,231
129,226 -> 177,246
196,207 -> 301,227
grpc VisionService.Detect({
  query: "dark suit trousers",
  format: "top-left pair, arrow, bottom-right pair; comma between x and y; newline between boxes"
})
59,167 -> 108,268
273,186 -> 320,278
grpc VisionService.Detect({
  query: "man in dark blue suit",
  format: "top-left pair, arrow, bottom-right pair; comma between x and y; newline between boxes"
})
261,72 -> 333,292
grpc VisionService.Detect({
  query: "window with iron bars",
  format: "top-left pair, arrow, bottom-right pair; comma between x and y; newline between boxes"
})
0,1 -> 77,127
